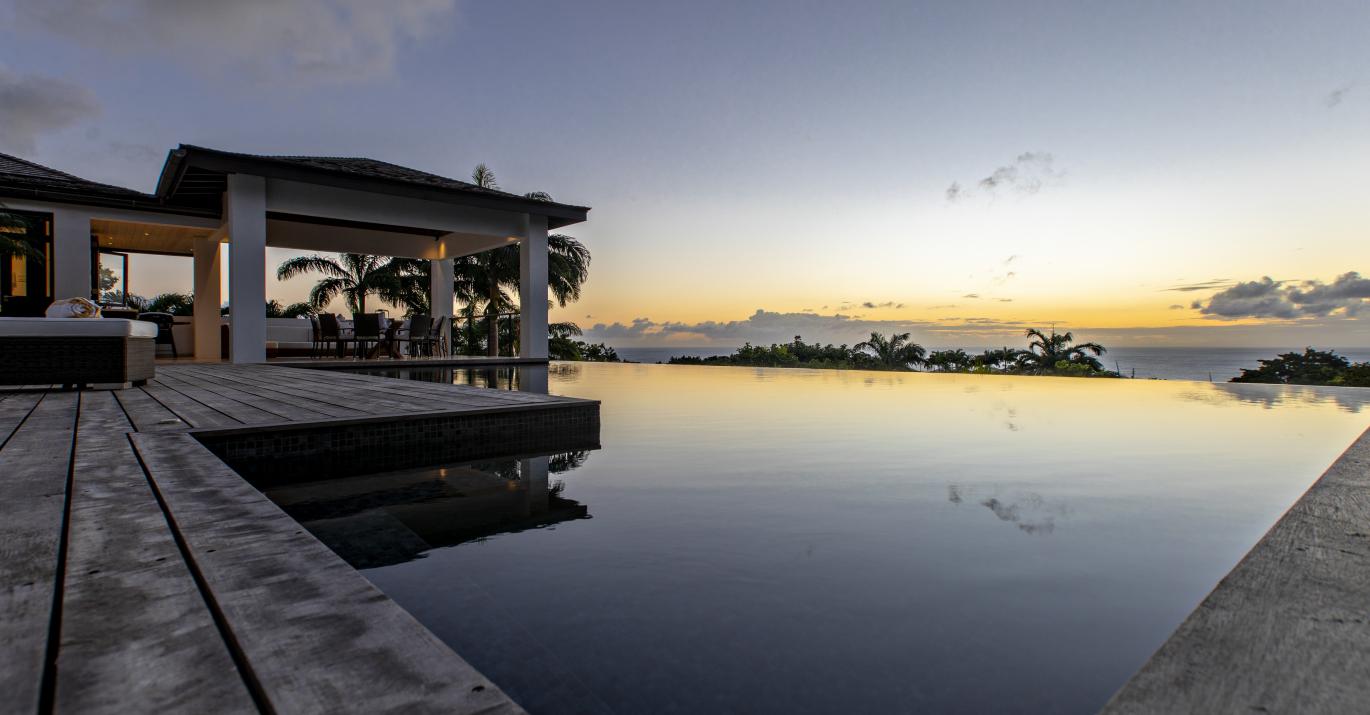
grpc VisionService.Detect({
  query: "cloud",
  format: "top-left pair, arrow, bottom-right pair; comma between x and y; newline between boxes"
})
1325,83 -> 1353,108
962,293 -> 980,299
1168,304 -> 1185,310
583,309 -> 1047,348
1193,272 -> 1370,320
1164,278 -> 1233,292
0,67 -> 100,154
860,301 -> 905,309
12,0 -> 457,83
946,152 -> 1063,201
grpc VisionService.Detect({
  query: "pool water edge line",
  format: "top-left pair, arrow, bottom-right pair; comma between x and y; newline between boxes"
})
1101,424 -> 1370,714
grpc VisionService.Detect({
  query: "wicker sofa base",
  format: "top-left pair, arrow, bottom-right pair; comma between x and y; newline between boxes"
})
0,336 -> 155,387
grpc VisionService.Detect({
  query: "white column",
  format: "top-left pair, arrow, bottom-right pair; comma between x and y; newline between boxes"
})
51,207 -> 92,300
192,236 -> 222,361
518,214 -> 549,359
430,257 -> 454,352
226,174 -> 267,363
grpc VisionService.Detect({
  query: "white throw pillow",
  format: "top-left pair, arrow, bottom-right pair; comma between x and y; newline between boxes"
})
45,297 -> 103,319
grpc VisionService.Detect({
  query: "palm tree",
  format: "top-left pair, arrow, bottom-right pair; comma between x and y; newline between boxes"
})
276,253 -> 427,315
1015,328 -> 1106,374
925,348 -> 973,372
459,164 -> 592,356
854,332 -> 926,370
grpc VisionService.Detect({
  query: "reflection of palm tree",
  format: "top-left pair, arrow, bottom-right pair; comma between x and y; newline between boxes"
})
0,203 -> 41,260
1015,328 -> 1105,374
855,332 -> 926,370
276,253 -> 427,314
458,165 -> 591,355
549,450 -> 592,473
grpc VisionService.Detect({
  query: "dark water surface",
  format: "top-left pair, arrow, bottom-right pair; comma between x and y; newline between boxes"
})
268,363 -> 1370,714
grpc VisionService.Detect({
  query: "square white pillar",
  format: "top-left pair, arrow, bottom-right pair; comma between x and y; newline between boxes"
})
226,174 -> 267,364
518,214 -> 549,360
51,207 -> 92,301
430,257 -> 454,352
192,236 -> 222,361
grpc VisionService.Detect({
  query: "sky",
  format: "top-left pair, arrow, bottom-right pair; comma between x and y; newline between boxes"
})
1,0 -> 1368,348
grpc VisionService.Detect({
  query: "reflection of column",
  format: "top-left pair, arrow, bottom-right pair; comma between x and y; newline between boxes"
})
226,174 -> 267,364
192,236 -> 221,360
519,365 -> 549,395
520,456 -> 550,517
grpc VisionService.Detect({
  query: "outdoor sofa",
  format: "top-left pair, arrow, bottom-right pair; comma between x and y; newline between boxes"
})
0,317 -> 157,388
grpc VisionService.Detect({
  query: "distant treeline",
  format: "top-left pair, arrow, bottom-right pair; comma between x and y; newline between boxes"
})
667,329 -> 1119,377
1231,348 -> 1370,387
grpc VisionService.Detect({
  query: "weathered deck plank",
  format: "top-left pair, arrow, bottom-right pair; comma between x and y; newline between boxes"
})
140,382 -> 242,429
0,363 -> 595,714
113,387 -> 189,432
167,365 -> 362,419
1103,426 -> 1370,714
149,376 -> 282,425
0,391 -> 78,715
156,368 -> 337,421
131,432 -> 524,715
56,391 -> 256,714
263,365 -> 561,407
0,389 -> 43,446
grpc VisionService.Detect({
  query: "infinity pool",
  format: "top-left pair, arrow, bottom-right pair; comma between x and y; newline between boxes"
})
267,363 -> 1369,714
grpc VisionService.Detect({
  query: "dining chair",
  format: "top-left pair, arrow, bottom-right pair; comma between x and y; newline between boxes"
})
352,313 -> 383,358
317,313 -> 346,357
429,315 -> 449,356
406,315 -> 433,356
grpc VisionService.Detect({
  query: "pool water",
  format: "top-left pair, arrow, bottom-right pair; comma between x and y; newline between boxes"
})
267,363 -> 1370,714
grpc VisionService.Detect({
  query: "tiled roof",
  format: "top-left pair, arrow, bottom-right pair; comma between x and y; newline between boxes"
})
0,152 -> 152,201
174,145 -> 584,208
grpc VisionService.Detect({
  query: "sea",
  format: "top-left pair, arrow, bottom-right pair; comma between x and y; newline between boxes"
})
614,346 -> 1370,383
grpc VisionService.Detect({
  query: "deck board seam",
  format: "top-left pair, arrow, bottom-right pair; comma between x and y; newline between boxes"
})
36,393 -> 80,715
127,432 -> 275,715
0,392 -> 41,452
145,379 -> 248,427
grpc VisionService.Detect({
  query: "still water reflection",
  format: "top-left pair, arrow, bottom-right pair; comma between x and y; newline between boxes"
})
308,364 -> 1369,714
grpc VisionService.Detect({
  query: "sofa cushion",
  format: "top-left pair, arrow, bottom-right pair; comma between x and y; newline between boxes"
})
0,317 -> 159,338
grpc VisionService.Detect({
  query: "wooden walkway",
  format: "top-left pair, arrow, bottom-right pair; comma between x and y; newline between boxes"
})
1104,426 -> 1370,714
0,364 -> 599,714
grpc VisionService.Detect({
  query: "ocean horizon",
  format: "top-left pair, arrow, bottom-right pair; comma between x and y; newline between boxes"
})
613,346 -> 1370,383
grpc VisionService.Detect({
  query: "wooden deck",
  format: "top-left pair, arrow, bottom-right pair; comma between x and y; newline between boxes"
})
0,363 -> 599,714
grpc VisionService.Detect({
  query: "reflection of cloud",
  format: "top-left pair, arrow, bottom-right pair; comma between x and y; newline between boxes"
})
0,67 -> 100,153
948,486 -> 1067,535
1194,273 -> 1370,320
13,0 -> 456,83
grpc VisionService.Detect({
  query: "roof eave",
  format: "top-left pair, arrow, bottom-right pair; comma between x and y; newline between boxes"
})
165,145 -> 591,229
